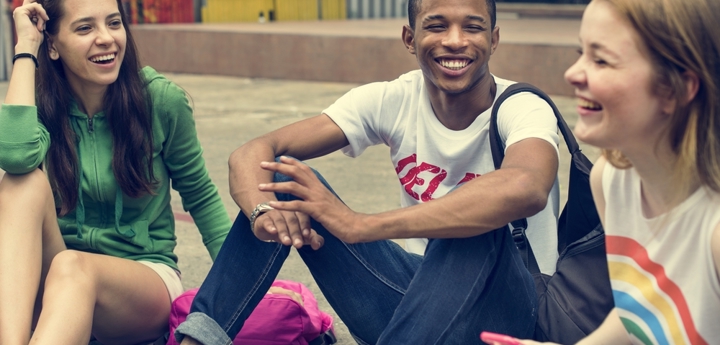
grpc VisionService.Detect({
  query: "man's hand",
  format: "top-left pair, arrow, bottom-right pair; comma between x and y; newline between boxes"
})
258,156 -> 369,244
252,208 -> 324,250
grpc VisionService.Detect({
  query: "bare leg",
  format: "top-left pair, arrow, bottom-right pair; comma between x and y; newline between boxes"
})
0,169 -> 66,345
180,337 -> 202,345
30,251 -> 172,345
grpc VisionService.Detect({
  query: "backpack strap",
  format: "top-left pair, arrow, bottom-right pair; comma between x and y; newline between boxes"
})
309,329 -> 337,345
488,83 -> 580,274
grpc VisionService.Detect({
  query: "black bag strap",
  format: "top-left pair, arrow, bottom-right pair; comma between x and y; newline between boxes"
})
488,83 -> 579,274
309,329 -> 337,345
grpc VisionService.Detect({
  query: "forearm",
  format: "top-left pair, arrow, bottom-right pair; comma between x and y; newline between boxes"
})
229,138 -> 282,218
5,44 -> 38,106
576,309 -> 631,345
361,167 -> 550,242
229,114 -> 349,217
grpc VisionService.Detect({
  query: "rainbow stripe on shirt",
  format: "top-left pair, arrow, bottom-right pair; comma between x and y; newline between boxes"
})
606,236 -> 707,345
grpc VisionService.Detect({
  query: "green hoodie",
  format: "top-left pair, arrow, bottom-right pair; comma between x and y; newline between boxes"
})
0,67 -> 230,270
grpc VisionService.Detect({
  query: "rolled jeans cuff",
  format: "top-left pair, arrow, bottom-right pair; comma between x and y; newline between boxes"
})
174,312 -> 233,345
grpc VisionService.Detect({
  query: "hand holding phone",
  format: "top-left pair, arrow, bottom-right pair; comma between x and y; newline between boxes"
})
480,331 -> 522,345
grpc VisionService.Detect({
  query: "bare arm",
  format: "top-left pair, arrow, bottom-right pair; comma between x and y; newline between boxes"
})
262,137 -> 558,243
498,157 -> 631,345
228,114 -> 348,247
509,309 -> 630,345
491,156 -> 629,345
574,157 -> 631,344
363,137 -> 558,241
589,156 -> 607,226
712,215 -> 720,287
5,1 -> 48,106
575,309 -> 631,345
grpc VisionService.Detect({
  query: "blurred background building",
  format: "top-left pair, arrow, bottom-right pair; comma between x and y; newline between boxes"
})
1,0 -> 588,82
115,0 -> 588,23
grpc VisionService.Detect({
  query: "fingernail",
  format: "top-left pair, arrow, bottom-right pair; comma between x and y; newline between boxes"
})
283,236 -> 290,242
258,183 -> 267,189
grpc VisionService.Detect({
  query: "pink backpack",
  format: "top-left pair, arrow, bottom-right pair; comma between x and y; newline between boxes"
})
167,280 -> 336,345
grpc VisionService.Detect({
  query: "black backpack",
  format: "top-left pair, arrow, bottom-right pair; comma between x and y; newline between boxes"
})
489,83 -> 614,344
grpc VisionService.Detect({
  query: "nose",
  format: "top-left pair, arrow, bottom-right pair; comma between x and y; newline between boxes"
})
442,25 -> 467,51
564,56 -> 586,88
95,26 -> 114,46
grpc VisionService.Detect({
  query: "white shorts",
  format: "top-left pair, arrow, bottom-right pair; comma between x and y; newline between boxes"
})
138,261 -> 184,302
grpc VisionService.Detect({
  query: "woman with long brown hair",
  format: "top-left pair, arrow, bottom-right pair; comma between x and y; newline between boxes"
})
0,0 -> 231,343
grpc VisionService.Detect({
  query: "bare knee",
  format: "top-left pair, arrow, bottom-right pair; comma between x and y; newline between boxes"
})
0,169 -> 52,207
45,250 -> 95,293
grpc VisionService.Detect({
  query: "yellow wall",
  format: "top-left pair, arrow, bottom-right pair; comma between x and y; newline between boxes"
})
204,0 -> 274,23
204,0 -> 345,22
321,0 -> 346,20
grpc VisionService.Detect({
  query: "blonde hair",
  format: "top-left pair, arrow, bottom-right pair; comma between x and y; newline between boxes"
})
600,0 -> 720,195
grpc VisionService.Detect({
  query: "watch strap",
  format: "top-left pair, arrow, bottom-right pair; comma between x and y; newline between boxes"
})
249,202 -> 274,231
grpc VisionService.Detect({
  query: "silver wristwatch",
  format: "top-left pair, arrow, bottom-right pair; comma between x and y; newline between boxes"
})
249,202 -> 274,230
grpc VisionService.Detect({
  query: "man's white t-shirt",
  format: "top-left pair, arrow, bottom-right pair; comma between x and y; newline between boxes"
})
323,70 -> 560,274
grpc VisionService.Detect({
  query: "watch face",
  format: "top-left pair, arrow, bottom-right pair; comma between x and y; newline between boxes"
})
252,203 -> 274,221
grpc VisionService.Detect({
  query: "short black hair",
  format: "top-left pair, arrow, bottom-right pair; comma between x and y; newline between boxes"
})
408,0 -> 496,30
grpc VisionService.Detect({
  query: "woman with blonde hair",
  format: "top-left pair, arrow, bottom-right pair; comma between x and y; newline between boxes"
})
0,0 -> 231,343
486,0 -> 720,343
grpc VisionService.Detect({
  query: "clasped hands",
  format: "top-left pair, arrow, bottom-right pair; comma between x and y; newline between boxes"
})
250,156 -> 369,249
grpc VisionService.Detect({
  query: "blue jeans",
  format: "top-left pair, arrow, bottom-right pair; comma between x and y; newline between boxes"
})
175,167 -> 537,345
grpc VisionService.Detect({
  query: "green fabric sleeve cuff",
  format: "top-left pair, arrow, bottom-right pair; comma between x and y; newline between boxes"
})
205,235 -> 227,262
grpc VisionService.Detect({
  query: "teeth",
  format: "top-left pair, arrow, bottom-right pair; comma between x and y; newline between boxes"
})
440,59 -> 469,70
578,98 -> 602,110
90,54 -> 115,62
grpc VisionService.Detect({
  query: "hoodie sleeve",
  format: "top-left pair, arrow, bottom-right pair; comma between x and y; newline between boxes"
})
0,104 -> 50,174
156,80 -> 231,260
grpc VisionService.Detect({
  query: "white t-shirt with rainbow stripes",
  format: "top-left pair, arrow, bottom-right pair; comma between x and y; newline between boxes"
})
603,164 -> 720,344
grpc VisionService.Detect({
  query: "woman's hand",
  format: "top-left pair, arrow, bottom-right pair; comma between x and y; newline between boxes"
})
12,0 -> 49,55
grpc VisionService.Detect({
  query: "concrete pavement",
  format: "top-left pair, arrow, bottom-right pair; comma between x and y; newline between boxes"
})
0,72 -> 599,344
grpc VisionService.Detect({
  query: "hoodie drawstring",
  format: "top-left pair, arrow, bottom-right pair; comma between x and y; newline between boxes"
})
70,117 -> 134,240
70,119 -> 85,240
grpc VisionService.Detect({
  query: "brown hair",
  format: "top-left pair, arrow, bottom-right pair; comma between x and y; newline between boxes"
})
36,0 -> 156,216
601,0 -> 720,195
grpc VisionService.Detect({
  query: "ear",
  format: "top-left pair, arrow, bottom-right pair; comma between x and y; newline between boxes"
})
490,26 -> 500,55
682,70 -> 700,104
402,25 -> 416,55
47,37 -> 60,60
661,70 -> 700,115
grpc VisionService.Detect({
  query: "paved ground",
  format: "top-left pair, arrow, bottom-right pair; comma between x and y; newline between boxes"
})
0,73 -> 600,344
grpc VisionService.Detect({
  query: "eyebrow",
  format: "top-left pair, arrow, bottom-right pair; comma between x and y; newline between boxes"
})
70,12 -> 121,26
588,42 -> 620,59
422,14 -> 487,24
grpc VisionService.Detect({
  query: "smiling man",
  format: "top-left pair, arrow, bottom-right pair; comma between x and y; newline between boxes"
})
176,0 -> 560,344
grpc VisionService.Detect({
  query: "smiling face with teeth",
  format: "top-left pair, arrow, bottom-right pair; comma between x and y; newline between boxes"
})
47,0 -> 126,98
564,0 -> 672,154
403,0 -> 499,98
